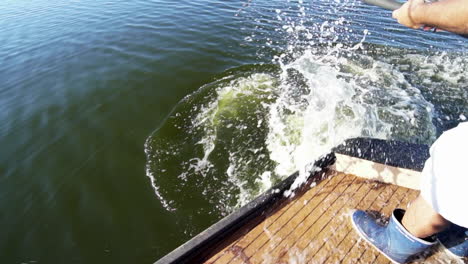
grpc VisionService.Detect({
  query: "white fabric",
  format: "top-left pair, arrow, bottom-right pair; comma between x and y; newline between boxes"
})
420,122 -> 468,228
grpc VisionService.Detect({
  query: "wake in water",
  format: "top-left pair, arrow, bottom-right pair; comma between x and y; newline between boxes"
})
144,50 -> 438,215
145,0 -> 466,217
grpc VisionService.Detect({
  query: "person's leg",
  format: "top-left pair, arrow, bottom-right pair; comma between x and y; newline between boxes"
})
402,195 -> 450,238
351,122 -> 468,263
351,208 -> 436,264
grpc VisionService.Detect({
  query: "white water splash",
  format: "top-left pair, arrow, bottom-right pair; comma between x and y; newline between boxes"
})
145,0 -> 444,213
144,167 -> 176,212
267,46 -> 437,197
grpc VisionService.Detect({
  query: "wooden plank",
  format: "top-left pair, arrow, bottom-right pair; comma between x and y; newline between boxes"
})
206,171 -> 448,264
269,175 -> 365,263
208,171 -> 337,264
241,173 -> 350,264
303,177 -> 375,262
225,172 -> 347,264
206,196 -> 295,264
297,178 -> 395,264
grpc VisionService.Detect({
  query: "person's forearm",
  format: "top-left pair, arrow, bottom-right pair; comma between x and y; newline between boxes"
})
412,0 -> 468,34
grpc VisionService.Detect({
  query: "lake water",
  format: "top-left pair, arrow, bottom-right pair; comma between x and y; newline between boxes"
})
1,0 -> 467,263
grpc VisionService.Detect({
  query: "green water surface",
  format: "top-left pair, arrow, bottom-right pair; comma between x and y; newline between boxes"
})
0,0 -> 466,263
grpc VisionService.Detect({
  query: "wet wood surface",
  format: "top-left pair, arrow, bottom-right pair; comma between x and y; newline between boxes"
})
204,171 -> 458,264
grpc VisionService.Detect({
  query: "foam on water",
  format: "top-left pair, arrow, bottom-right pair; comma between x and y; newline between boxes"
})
269,46 -> 439,195
143,0 -> 464,216
145,47 -> 437,213
145,72 -> 280,214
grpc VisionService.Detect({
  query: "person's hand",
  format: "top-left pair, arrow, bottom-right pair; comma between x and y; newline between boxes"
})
392,0 -> 426,29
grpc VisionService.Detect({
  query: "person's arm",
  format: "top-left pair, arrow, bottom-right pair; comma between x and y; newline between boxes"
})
392,0 -> 468,34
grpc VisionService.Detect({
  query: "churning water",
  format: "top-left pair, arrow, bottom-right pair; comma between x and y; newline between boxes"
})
1,0 -> 466,262
145,0 -> 467,219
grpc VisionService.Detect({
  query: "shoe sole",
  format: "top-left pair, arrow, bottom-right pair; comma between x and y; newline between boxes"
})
350,215 -> 401,264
